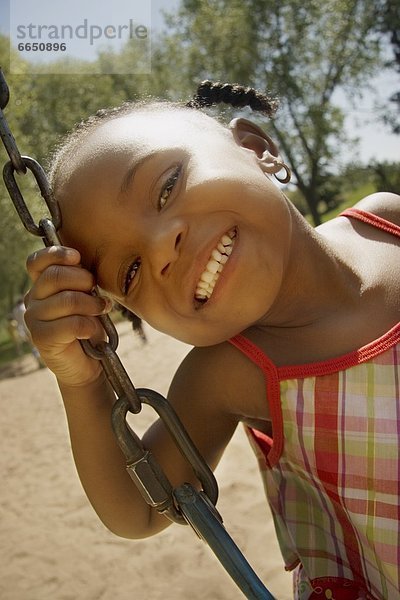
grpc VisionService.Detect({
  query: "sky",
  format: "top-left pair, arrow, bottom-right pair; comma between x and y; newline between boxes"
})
0,0 -> 399,164
334,67 -> 399,165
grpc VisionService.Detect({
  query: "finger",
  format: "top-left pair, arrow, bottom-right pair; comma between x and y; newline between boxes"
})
28,314 -> 104,347
28,264 -> 96,301
25,290 -> 113,324
26,246 -> 81,283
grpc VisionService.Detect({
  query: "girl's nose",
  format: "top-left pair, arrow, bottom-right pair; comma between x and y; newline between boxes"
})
147,218 -> 185,278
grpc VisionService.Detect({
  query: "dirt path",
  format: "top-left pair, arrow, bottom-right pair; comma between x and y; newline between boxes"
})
0,322 -> 292,600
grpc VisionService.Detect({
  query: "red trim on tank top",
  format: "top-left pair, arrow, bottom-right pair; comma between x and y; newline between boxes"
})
228,335 -> 283,467
278,321 -> 400,379
340,207 -> 400,237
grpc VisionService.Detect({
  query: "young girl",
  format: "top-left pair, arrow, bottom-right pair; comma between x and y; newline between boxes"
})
24,82 -> 400,600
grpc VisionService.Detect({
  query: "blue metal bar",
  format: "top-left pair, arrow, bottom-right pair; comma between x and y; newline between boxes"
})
174,484 -> 276,600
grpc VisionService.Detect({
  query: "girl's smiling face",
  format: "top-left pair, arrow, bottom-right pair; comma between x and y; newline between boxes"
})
57,108 -> 292,346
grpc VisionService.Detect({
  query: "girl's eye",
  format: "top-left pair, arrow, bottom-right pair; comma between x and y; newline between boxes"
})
159,165 -> 181,210
124,258 -> 141,295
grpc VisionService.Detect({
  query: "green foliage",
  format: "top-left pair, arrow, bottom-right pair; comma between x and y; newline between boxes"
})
374,0 -> 400,132
338,160 -> 400,202
340,163 -> 377,191
0,191 -> 40,320
369,160 -> 400,192
375,0 -> 400,70
288,160 -> 400,220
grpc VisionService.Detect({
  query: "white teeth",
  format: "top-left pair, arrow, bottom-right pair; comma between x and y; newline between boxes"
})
217,242 -> 225,253
200,271 -> 214,283
211,249 -> 222,261
206,259 -> 220,274
194,229 -> 236,302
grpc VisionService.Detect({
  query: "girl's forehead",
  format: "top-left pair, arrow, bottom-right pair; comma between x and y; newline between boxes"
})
65,109 -> 228,184
88,109 -> 222,155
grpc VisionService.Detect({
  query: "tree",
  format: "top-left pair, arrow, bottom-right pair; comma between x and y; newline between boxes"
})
374,0 -> 400,133
156,0 -> 384,224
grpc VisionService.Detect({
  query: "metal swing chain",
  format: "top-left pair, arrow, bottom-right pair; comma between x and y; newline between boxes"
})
0,69 -> 275,600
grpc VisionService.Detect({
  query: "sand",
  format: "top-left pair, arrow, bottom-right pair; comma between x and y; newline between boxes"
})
0,321 -> 293,600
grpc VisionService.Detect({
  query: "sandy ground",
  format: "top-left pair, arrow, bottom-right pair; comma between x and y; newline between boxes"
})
0,321 -> 293,600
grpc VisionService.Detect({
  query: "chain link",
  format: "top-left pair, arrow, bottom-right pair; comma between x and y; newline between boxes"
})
0,73 -> 26,174
3,157 -> 61,234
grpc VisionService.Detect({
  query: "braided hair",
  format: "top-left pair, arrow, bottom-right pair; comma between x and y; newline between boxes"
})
48,81 -> 278,335
186,80 -> 278,117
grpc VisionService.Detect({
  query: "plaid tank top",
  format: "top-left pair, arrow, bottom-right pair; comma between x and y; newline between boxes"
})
229,209 -> 400,600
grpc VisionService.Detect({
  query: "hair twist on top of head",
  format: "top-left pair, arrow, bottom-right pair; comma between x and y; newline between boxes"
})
186,81 -> 279,118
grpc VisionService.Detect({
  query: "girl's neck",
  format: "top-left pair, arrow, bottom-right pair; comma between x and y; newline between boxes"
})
259,204 -> 363,329
249,204 -> 394,365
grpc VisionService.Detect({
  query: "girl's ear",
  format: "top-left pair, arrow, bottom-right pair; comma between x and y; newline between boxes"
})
229,118 -> 291,183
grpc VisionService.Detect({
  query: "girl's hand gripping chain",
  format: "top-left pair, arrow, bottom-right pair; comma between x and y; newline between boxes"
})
24,245 -> 113,388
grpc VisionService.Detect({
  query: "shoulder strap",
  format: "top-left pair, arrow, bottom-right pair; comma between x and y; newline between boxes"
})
228,334 -> 277,373
340,208 -> 400,238
228,334 -> 284,467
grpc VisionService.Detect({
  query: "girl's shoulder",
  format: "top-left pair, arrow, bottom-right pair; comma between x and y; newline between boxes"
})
351,191 -> 400,226
169,341 -> 270,424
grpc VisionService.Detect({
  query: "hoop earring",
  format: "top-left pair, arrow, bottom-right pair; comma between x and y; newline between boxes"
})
259,155 -> 292,184
273,161 -> 291,184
